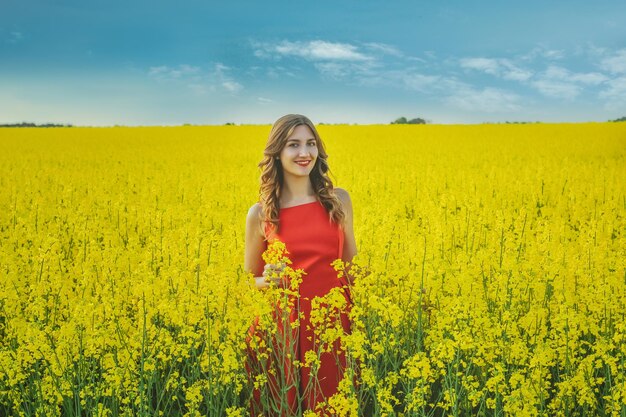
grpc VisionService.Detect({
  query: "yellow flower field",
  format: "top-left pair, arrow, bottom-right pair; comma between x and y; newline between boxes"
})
0,123 -> 624,416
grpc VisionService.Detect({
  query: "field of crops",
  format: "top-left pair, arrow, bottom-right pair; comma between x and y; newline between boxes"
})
0,123 -> 624,416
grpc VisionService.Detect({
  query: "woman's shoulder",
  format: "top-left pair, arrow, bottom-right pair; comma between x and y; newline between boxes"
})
334,187 -> 352,204
246,202 -> 262,221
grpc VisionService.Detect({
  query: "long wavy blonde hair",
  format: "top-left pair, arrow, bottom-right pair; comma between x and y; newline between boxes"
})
257,114 -> 345,239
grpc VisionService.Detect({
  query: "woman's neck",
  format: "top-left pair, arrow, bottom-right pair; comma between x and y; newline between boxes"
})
281,175 -> 316,201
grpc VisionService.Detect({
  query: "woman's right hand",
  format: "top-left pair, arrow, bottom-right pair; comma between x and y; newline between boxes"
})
262,262 -> 287,288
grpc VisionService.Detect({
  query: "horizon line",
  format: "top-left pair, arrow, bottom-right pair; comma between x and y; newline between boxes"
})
1,120 -> 624,128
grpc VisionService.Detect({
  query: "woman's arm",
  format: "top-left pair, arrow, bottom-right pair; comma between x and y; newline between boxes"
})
244,203 -> 271,289
336,189 -> 373,284
335,188 -> 358,279
244,203 -> 290,290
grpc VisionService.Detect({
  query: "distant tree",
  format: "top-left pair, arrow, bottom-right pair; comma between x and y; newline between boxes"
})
0,122 -> 72,128
224,122 -> 235,125
391,117 -> 408,124
391,116 -> 426,124
610,116 -> 626,122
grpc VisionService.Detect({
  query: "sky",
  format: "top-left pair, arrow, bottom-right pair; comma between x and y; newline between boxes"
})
1,0 -> 626,125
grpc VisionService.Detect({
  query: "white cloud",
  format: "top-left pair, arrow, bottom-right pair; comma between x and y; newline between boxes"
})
6,31 -> 23,44
567,72 -> 607,85
148,66 -> 168,76
256,40 -> 373,62
265,66 -> 297,79
406,56 -> 428,63
314,62 -> 352,79
532,66 -> 580,99
221,80 -> 242,93
543,65 -> 608,84
600,49 -> 626,74
543,66 -> 569,79
249,40 -> 620,111
445,86 -> 521,112
148,63 -> 242,95
585,43 -> 608,58
257,97 -> 273,104
351,67 -> 446,93
347,61 -> 477,99
521,46 -> 565,61
460,57 -> 533,81
530,79 -> 581,100
401,73 -> 442,92
499,61 -> 534,81
542,49 -> 565,60
311,58 -> 381,81
214,63 -> 229,72
209,63 -> 243,94
363,42 -> 403,57
460,58 -> 501,75
460,53 -> 609,100
599,76 -> 626,109
528,65 -> 608,99
148,64 -> 200,80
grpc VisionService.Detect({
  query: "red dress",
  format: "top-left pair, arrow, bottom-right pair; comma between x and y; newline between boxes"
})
248,200 -> 352,415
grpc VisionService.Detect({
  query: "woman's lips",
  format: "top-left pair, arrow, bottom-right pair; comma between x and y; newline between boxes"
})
295,160 -> 311,166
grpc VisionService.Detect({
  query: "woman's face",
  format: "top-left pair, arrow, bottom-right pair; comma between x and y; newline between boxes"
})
278,124 -> 319,178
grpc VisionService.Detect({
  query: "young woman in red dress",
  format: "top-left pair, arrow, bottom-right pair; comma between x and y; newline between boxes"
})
244,114 -> 358,415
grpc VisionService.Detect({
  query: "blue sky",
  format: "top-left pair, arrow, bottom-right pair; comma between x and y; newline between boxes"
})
1,0 -> 625,125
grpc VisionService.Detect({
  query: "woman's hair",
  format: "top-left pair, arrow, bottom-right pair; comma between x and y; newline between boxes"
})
257,114 -> 345,239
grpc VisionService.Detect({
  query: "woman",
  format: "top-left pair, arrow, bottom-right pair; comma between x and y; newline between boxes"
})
244,114 -> 357,415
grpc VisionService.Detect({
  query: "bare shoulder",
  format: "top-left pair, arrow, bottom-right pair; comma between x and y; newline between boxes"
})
247,202 -> 262,218
246,203 -> 263,231
334,187 -> 352,205
334,188 -> 353,218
